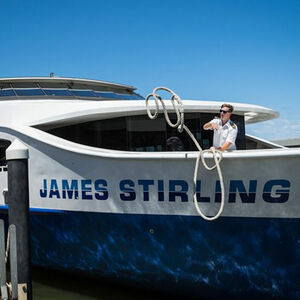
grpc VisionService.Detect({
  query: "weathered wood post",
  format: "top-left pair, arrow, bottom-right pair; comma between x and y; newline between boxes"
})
6,139 -> 32,300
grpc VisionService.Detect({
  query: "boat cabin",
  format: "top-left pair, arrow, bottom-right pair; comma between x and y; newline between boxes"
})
0,77 -> 283,161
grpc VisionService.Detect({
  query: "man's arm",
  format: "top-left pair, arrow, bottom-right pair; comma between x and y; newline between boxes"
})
216,142 -> 232,151
203,121 -> 219,130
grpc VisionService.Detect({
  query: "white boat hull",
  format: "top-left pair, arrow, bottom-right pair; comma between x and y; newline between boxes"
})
0,129 -> 299,298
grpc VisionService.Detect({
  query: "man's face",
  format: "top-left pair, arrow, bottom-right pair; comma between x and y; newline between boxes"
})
220,107 -> 231,122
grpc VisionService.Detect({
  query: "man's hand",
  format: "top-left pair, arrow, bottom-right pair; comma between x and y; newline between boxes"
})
217,142 -> 232,151
211,123 -> 219,130
203,122 -> 219,130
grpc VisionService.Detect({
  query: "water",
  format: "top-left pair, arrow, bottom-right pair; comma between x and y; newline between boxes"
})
32,267 -> 178,300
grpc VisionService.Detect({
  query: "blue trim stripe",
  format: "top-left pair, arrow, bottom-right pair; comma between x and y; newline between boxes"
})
0,205 -> 64,214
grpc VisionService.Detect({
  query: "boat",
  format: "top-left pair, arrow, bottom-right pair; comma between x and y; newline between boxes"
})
0,76 -> 299,299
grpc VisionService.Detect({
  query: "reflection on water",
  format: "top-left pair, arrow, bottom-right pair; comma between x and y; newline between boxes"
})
32,267 -> 180,300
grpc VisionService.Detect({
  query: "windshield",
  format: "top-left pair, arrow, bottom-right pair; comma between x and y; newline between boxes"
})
39,113 -> 246,151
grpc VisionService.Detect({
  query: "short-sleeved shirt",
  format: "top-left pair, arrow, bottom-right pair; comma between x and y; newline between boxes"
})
209,118 -> 238,150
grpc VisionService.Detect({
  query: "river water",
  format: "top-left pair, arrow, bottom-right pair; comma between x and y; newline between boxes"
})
32,267 -> 178,300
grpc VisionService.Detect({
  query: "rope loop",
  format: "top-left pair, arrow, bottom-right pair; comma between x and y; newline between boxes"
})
146,87 -> 184,132
145,87 -> 226,220
5,228 -> 10,263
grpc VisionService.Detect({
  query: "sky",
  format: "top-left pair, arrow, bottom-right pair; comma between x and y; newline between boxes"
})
0,0 -> 299,140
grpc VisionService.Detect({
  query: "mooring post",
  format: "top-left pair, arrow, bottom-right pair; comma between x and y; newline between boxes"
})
6,139 -> 32,300
0,219 -> 8,299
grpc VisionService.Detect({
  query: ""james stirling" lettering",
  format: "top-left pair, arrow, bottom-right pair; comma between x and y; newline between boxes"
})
39,178 -> 291,203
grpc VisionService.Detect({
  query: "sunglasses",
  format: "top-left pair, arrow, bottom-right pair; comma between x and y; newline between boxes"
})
220,109 -> 230,114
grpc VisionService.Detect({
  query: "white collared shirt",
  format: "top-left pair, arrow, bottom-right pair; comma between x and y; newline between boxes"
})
209,118 -> 238,150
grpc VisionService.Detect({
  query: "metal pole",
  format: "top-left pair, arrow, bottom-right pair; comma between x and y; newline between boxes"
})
6,140 -> 32,300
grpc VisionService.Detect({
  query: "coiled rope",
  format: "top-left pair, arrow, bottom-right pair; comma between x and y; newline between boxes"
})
4,229 -> 12,296
145,87 -> 225,221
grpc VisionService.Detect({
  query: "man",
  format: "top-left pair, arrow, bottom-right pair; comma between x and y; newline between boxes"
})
203,104 -> 238,151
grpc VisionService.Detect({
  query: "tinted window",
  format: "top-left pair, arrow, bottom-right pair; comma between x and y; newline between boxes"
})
127,115 -> 167,151
0,84 -> 144,100
0,139 -> 11,166
69,90 -> 97,97
14,89 -> 44,96
132,93 -> 144,100
117,94 -> 136,100
49,118 -> 127,150
166,113 -> 212,151
44,113 -> 245,151
116,93 -> 144,100
43,89 -> 73,96
0,89 -> 15,97
231,114 -> 246,150
100,118 -> 127,150
94,92 -> 120,99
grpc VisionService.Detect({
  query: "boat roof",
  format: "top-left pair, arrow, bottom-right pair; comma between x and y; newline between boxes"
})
0,76 -> 279,124
272,138 -> 300,147
178,100 -> 279,124
0,76 -> 136,91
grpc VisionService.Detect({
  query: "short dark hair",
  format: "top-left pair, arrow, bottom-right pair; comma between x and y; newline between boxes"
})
221,103 -> 234,113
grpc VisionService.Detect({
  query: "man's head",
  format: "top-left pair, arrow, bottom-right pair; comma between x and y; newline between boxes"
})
219,103 -> 233,123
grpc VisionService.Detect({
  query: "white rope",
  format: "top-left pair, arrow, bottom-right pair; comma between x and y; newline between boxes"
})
5,229 -> 9,264
145,87 -> 184,132
145,87 -> 225,221
6,282 -> 12,298
5,229 -> 12,297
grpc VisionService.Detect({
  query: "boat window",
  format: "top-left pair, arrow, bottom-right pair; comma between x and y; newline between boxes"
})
0,83 -> 144,100
43,89 -> 73,96
127,115 -> 167,151
94,92 -> 121,99
233,116 -> 246,150
14,89 -> 45,96
98,118 -> 127,150
48,117 -> 127,150
0,89 -> 16,97
132,93 -> 144,100
42,113 -> 246,151
117,94 -> 144,100
69,90 -> 98,97
0,139 -> 11,166
117,94 -> 133,100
